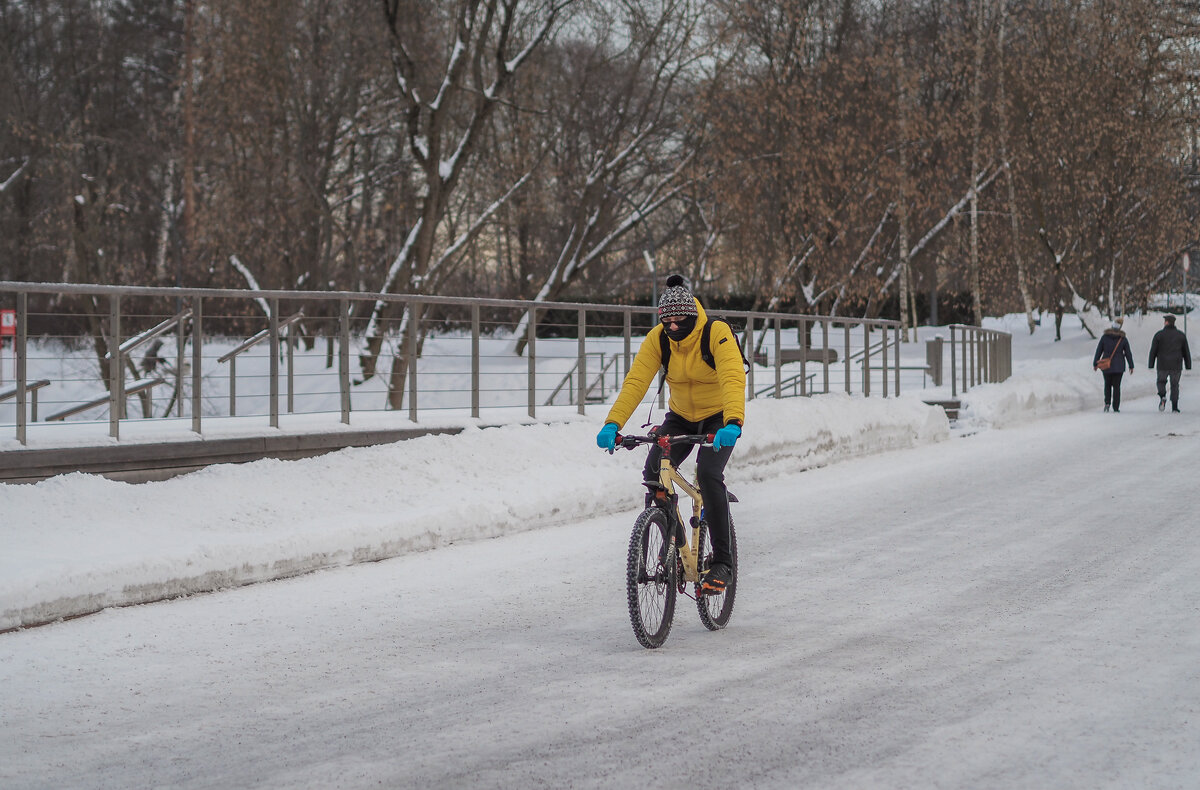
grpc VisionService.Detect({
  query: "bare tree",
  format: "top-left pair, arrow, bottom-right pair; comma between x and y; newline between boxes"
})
357,0 -> 575,406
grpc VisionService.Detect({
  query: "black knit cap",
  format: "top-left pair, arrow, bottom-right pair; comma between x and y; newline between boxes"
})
658,274 -> 697,320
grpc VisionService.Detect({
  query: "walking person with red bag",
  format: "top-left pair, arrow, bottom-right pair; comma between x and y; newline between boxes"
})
1093,317 -> 1134,412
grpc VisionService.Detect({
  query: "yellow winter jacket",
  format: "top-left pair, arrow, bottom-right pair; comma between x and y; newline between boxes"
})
604,301 -> 746,429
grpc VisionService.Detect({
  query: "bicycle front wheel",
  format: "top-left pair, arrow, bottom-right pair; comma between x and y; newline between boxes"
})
696,514 -> 737,630
626,507 -> 678,649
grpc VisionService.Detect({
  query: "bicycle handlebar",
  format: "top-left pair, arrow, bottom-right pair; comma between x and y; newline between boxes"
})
609,432 -> 714,454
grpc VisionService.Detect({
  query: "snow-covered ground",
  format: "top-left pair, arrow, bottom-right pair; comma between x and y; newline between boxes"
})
3,310 -> 1176,631
2,310 -> 1197,788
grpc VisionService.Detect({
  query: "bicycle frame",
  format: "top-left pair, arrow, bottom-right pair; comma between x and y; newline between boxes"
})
617,432 -> 713,586
649,457 -> 706,584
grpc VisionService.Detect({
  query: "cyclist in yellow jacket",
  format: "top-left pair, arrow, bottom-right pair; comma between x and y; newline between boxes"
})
596,274 -> 746,594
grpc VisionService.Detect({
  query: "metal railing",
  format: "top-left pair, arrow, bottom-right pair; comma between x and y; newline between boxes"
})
0,281 -> 928,445
949,324 -> 1013,396
218,311 -> 304,416
0,378 -> 50,421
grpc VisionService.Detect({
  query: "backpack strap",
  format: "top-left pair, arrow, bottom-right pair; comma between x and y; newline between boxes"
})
660,317 -> 748,376
700,320 -> 716,368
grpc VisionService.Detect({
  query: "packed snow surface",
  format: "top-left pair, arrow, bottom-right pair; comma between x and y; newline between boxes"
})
2,312 -> 1197,788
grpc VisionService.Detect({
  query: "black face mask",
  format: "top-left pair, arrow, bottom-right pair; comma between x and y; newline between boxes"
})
663,315 -> 697,341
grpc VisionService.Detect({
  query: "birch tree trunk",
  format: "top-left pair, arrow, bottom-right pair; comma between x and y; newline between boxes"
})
968,0 -> 986,327
897,45 -> 913,341
997,4 -> 1036,334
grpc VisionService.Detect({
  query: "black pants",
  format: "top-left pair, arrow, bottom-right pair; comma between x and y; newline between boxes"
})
1157,368 -> 1182,406
643,411 -> 735,568
1103,371 -> 1124,410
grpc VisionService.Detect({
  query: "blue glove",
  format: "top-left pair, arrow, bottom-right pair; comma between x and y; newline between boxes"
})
596,423 -> 618,451
712,423 -> 741,451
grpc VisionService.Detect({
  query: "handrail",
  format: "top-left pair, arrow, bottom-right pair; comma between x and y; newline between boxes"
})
44,377 -> 165,422
545,351 -> 618,406
754,371 -> 816,399
0,378 -> 50,402
110,307 -> 192,359
584,353 -> 622,403
0,280 -> 899,332
0,379 -> 50,422
217,311 -> 304,417
217,311 -> 304,363
1,281 -> 915,445
845,337 -> 889,364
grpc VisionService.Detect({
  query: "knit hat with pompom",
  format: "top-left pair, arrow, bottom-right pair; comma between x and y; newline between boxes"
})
657,274 -> 697,319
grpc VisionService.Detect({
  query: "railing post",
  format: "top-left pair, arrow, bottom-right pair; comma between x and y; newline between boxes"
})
286,318 -> 295,414
229,356 -> 238,416
471,303 -> 481,419
109,294 -> 122,439
339,298 -> 351,425
773,317 -> 782,399
822,318 -> 830,394
844,322 -> 851,394
191,296 -> 202,433
16,293 -> 27,445
950,326 -> 958,397
799,318 -> 808,396
407,301 -> 418,422
577,308 -> 587,415
965,328 -> 972,392
623,309 -> 632,394
964,326 -> 974,386
174,315 -> 185,418
927,336 -> 944,387
269,297 -> 280,428
745,316 -> 755,400
894,324 -> 901,395
881,323 -> 889,398
527,306 -> 537,419
862,321 -> 871,397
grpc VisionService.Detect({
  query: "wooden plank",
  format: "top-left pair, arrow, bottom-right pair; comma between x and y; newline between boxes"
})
753,348 -> 838,366
0,426 -> 468,483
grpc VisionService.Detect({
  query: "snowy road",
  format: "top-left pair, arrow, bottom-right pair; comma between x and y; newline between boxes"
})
4,396 -> 1200,789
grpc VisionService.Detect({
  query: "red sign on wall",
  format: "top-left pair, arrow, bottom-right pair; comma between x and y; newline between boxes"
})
0,309 -> 14,337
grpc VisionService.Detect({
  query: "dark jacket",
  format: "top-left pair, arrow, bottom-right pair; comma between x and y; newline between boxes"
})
1148,325 -> 1192,371
1094,329 -> 1134,373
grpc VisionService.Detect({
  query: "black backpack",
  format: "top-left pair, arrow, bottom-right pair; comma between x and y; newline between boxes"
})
658,317 -> 751,375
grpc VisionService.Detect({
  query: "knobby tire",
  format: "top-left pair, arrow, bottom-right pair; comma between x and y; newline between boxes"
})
626,507 -> 677,649
696,514 -> 737,630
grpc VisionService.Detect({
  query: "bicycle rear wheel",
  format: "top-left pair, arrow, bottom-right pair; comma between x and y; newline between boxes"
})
696,514 -> 737,630
626,507 -> 678,649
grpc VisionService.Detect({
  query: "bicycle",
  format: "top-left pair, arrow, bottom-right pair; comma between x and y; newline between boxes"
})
610,431 -> 738,649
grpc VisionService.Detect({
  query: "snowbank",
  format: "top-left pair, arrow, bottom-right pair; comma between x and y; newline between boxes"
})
957,359 -> 1157,428
1,395 -> 948,630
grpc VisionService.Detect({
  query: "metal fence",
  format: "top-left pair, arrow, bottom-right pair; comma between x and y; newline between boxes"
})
0,282 -> 1008,444
947,324 -> 1013,397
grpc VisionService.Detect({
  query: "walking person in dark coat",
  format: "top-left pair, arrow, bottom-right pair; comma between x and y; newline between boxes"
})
1093,317 -> 1135,412
1148,314 -> 1192,412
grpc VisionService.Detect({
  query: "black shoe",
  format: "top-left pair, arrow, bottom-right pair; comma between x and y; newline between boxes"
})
1173,406 -> 1181,413
1160,397 -> 1167,412
1113,408 -> 1119,413
701,562 -> 732,595
1104,404 -> 1110,412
